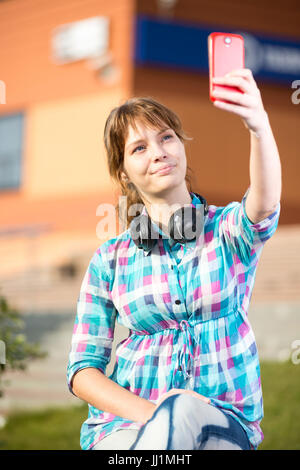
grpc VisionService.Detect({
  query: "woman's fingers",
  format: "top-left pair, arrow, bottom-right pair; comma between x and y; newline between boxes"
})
155,389 -> 184,407
184,390 -> 211,404
155,389 -> 211,409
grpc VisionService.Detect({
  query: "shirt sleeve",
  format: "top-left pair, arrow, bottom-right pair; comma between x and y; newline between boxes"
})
218,187 -> 281,266
67,247 -> 117,396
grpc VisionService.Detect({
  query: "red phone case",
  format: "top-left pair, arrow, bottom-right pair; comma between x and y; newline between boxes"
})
208,32 -> 245,103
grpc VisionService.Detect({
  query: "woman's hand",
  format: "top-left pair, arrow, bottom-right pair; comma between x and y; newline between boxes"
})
211,68 -> 270,136
153,388 -> 210,413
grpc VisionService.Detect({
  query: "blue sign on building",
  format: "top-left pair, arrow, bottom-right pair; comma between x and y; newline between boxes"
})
134,15 -> 300,85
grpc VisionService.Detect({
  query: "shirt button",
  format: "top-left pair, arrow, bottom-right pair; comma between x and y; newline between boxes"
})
175,300 -> 181,305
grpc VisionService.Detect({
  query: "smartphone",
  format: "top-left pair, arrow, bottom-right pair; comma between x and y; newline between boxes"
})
208,32 -> 245,103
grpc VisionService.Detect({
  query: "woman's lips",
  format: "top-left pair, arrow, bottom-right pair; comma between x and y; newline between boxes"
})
153,165 -> 175,175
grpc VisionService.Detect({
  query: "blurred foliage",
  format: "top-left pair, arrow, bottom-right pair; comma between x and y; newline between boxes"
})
0,291 -> 47,398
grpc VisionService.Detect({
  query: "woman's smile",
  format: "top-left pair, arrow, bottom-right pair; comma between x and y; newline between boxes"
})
152,164 -> 176,176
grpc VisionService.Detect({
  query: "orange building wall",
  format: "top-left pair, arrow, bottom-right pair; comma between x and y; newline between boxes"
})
0,0 -> 135,287
25,91 -> 121,199
0,0 -> 135,106
0,0 -> 135,233
138,0 -> 300,39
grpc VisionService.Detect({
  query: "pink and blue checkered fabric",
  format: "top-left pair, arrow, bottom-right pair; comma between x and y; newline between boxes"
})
67,190 -> 280,450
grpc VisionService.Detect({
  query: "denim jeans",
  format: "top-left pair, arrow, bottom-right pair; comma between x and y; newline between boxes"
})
93,393 -> 251,450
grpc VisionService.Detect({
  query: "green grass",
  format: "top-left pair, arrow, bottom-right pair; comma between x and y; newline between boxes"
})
0,360 -> 299,450
259,360 -> 300,450
0,403 -> 88,450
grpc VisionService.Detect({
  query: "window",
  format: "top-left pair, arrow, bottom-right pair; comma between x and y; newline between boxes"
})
0,113 -> 24,190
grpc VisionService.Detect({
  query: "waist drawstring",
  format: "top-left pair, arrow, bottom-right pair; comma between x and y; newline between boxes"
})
177,320 -> 194,380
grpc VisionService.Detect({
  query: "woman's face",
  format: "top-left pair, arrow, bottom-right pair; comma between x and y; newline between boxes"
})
121,120 -> 188,201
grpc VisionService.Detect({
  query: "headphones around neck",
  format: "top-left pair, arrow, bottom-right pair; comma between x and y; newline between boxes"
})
129,193 -> 208,251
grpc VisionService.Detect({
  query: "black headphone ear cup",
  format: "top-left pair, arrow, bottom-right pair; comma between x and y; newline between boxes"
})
130,194 -> 208,250
129,214 -> 158,250
194,194 -> 208,216
168,207 -> 185,242
168,205 -> 205,243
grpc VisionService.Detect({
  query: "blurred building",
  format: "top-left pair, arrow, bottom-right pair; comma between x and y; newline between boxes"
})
0,0 -> 300,317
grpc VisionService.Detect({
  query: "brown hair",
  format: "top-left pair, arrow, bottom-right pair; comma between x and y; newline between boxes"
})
103,96 -> 194,232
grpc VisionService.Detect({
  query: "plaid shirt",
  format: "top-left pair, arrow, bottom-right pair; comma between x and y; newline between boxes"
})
67,190 -> 280,450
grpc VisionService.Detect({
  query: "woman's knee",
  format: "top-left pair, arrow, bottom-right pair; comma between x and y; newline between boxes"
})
135,394 -> 250,450
156,393 -> 209,423
150,393 -> 209,449
160,392 -> 207,412
157,393 -> 230,432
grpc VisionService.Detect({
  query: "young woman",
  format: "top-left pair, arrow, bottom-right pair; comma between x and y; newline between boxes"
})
67,68 -> 282,450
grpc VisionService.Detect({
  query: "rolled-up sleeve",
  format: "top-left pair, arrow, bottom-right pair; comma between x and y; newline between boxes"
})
67,248 -> 117,396
219,187 -> 281,265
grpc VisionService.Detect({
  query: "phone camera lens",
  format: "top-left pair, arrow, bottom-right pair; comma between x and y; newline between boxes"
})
224,37 -> 232,44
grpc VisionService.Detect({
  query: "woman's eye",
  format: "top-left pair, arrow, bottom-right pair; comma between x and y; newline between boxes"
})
133,144 -> 145,153
133,134 -> 173,153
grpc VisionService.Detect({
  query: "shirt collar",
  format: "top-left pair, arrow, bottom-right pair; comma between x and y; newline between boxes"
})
140,192 -> 204,256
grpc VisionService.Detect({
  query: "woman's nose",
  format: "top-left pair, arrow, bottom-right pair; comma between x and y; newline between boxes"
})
150,140 -> 167,157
